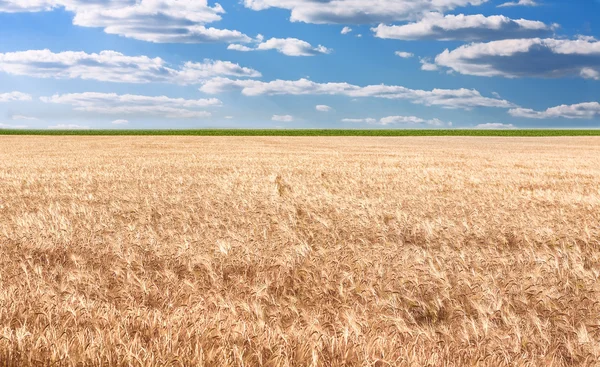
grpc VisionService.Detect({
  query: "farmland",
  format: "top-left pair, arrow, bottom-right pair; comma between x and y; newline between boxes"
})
1,136 -> 600,366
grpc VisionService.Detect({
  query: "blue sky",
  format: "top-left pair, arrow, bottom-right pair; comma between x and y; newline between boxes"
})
0,0 -> 598,130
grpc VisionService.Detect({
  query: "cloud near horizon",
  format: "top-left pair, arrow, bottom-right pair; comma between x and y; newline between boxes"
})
200,77 -> 515,110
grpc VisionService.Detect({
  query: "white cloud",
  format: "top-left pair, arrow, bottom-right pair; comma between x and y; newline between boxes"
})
229,38 -> 332,56
112,119 -> 129,125
0,0 -> 54,12
316,104 -> 332,112
0,50 -> 261,84
379,116 -> 427,125
178,60 -> 262,80
373,13 -> 555,41
11,115 -> 38,121
227,44 -> 254,52
272,114 -> 294,122
343,115 -> 452,126
0,91 -> 32,102
0,123 -> 28,129
48,124 -> 90,130
420,58 -> 439,71
509,102 -> 600,119
435,38 -> 600,79
0,0 -> 251,44
341,26 -> 352,34
395,51 -> 414,58
243,0 -> 488,24
474,123 -> 517,129
498,0 -> 538,7
41,92 -> 220,119
342,118 -> 378,124
200,77 -> 515,110
581,68 -> 600,80
225,116 -> 234,119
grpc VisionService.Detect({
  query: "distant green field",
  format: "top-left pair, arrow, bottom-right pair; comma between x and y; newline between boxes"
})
1,129 -> 600,136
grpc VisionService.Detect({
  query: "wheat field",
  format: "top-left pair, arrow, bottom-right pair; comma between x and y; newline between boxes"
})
1,136 -> 600,366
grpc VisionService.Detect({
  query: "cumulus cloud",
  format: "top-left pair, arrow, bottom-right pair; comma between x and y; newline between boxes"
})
227,44 -> 254,52
0,0 -> 251,44
48,124 -> 90,130
474,123 -> 517,129
509,102 -> 600,119
580,68 -> 600,80
228,38 -> 331,56
0,50 -> 261,84
200,77 -> 515,110
498,0 -> 538,7
272,114 -> 294,122
111,119 -> 129,125
373,13 -> 555,41
420,58 -> 439,71
395,51 -> 414,58
316,105 -> 332,112
41,92 -> 220,119
0,0 -> 54,12
343,115 -> 451,126
341,26 -> 352,34
178,60 -> 262,80
243,0 -> 488,24
0,91 -> 32,102
435,38 -> 600,79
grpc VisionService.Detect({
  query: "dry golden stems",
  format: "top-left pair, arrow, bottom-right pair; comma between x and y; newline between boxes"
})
0,137 -> 600,366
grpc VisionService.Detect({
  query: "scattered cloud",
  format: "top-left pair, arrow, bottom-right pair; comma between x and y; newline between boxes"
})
242,0 -> 488,24
341,26 -> 352,34
395,51 -> 414,58
0,91 -> 32,102
343,115 -> 452,126
435,38 -> 600,79
498,0 -> 538,7
316,105 -> 332,112
474,123 -> 517,129
0,0 -> 54,12
225,116 -> 234,119
509,102 -> 600,119
41,92 -> 220,118
48,124 -> 90,130
373,13 -> 555,41
227,44 -> 254,52
0,0 -> 252,44
0,50 -> 261,84
420,58 -> 439,71
342,118 -> 377,124
272,114 -> 294,122
580,68 -> 600,80
379,116 -> 448,126
11,115 -> 39,121
229,38 -> 331,56
111,119 -> 129,125
0,123 -> 28,129
200,77 -> 515,110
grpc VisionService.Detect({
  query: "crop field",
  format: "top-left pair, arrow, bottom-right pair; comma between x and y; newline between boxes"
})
1,136 -> 600,366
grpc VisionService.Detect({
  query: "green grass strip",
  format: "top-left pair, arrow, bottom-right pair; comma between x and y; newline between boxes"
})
1,129 -> 600,136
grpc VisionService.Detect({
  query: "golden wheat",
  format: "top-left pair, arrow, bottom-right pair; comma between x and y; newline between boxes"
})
1,136 -> 600,366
